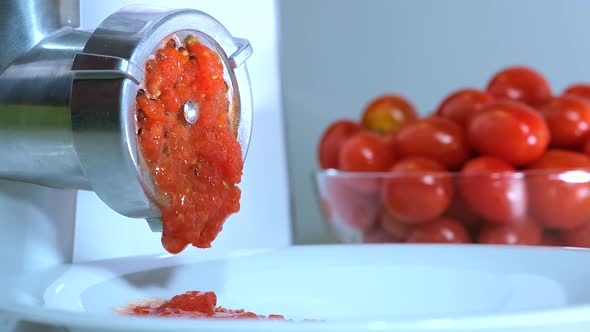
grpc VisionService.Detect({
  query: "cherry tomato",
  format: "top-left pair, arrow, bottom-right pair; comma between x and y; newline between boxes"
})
527,149 -> 590,170
406,218 -> 471,243
382,157 -> 453,224
337,131 -> 396,193
478,219 -> 542,245
361,94 -> 418,133
444,190 -> 483,230
468,100 -> 550,166
435,88 -> 494,127
560,222 -> 590,248
539,95 -> 590,148
563,83 -> 590,101
325,176 -> 380,231
363,222 -> 401,243
527,150 -> 590,229
395,116 -> 471,170
379,207 -> 416,241
583,137 -> 590,156
318,120 -> 362,169
486,66 -> 552,107
459,157 -> 526,224
339,131 -> 396,172
379,130 -> 398,148
541,231 -> 564,247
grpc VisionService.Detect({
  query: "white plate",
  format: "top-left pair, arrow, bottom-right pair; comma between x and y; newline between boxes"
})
3,244 -> 590,331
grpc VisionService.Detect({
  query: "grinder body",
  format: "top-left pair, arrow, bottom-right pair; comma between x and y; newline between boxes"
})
0,0 -> 253,273
0,28 -> 91,189
0,2 -> 253,220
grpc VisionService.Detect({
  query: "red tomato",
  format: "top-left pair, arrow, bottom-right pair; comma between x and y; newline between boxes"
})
339,131 -> 396,172
379,207 -> 416,241
539,95 -> 590,148
444,190 -> 483,230
395,117 -> 471,170
363,222 -> 401,244
580,138 -> 590,156
435,88 -> 494,127
583,137 -> 590,156
459,157 -> 526,224
527,150 -> 590,229
379,130 -> 398,148
527,149 -> 590,169
468,100 -> 550,166
382,157 -> 453,224
478,219 -> 542,245
486,66 -> 552,107
318,120 -> 362,169
361,94 -> 418,133
560,222 -> 590,248
406,218 -> 471,243
325,176 -> 379,231
338,131 -> 396,193
541,231 -> 564,247
563,83 -> 590,101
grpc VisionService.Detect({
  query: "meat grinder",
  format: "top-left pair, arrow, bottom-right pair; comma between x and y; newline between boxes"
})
0,0 -> 255,274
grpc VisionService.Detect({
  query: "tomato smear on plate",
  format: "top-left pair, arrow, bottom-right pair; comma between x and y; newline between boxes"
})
124,291 -> 285,320
136,35 -> 243,254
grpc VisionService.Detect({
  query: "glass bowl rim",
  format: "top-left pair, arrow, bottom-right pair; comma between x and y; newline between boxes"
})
314,167 -> 590,180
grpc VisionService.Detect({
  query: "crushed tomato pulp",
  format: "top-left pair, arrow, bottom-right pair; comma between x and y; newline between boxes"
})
125,291 -> 286,320
136,35 -> 243,254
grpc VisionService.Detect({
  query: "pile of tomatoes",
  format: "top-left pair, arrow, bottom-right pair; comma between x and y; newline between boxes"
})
318,66 -> 590,247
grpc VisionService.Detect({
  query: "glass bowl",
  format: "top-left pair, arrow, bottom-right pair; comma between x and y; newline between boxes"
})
315,168 -> 590,247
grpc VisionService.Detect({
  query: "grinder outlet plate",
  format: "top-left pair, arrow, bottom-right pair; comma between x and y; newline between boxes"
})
2,244 -> 590,332
70,6 -> 253,221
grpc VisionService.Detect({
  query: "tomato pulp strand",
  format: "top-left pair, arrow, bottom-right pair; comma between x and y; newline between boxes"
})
137,36 -> 243,253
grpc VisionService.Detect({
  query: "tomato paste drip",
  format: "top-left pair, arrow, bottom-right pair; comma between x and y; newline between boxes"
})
136,36 -> 243,254
126,291 -> 285,320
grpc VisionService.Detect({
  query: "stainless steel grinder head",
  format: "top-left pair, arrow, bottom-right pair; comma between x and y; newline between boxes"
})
0,6 -> 252,229
70,7 -> 253,228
